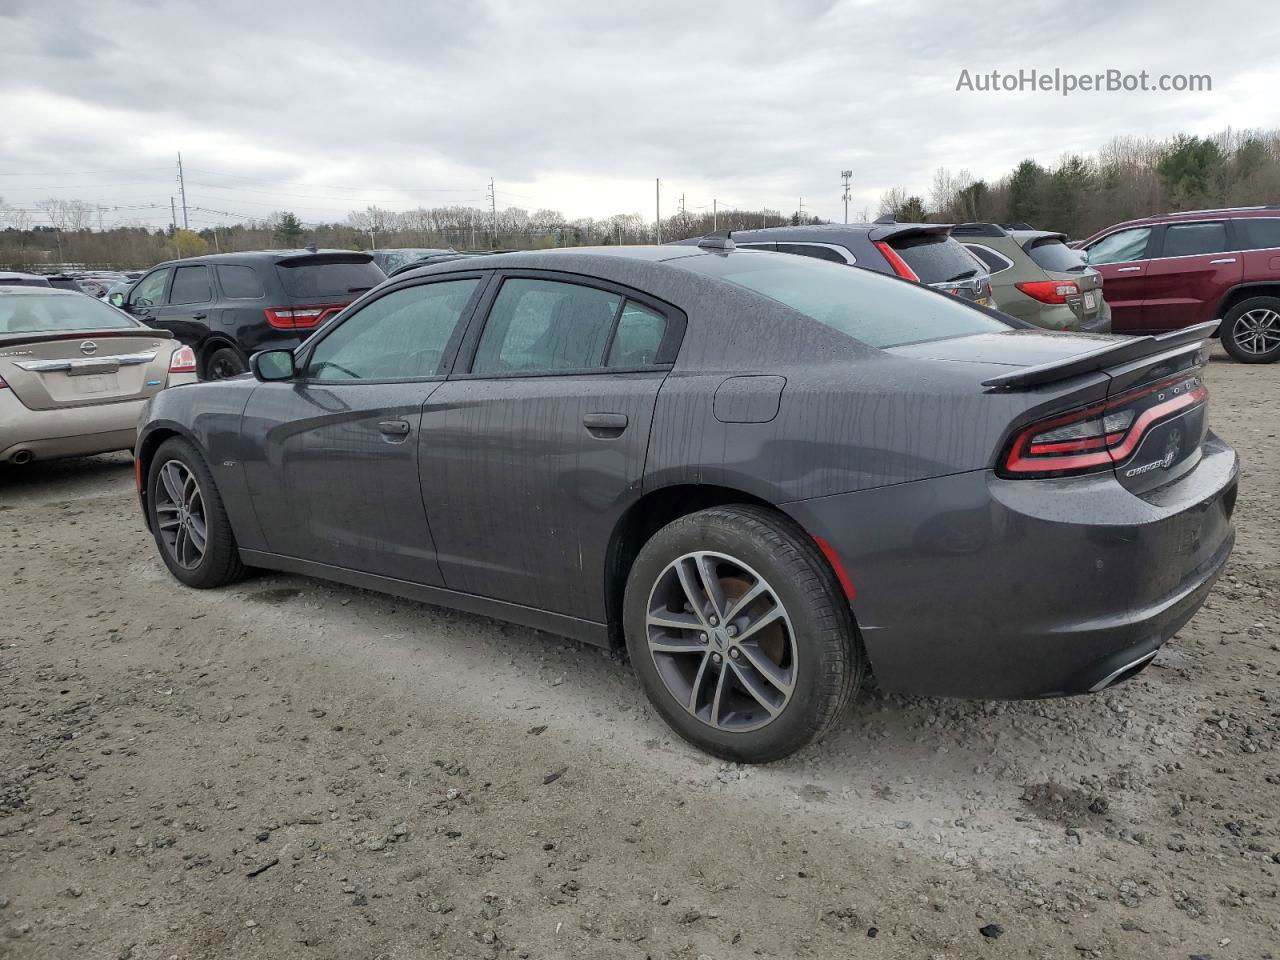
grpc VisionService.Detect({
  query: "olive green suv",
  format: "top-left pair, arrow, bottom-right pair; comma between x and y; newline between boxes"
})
954,224 -> 1111,333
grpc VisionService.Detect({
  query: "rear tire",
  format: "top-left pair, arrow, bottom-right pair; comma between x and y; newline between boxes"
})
1221,297 -> 1280,363
147,437 -> 245,589
205,345 -> 248,380
623,505 -> 863,763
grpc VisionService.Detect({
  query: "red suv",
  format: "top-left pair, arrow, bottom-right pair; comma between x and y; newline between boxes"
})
1077,206 -> 1280,363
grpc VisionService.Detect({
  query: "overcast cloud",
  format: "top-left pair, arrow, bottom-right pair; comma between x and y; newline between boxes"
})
1,0 -> 1277,231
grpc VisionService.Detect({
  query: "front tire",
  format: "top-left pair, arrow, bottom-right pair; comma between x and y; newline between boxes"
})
205,346 -> 248,380
1222,297 -> 1280,363
623,505 -> 863,763
147,437 -> 245,588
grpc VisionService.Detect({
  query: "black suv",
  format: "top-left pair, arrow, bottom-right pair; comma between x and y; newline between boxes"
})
674,221 -> 996,308
115,250 -> 385,379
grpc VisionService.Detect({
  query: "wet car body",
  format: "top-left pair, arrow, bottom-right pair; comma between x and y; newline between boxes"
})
135,244 -> 1237,706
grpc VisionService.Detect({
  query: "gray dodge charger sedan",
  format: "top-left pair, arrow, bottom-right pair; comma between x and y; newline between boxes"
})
135,241 -> 1238,762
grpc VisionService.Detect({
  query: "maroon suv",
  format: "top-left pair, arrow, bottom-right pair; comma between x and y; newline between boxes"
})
1077,206 -> 1280,363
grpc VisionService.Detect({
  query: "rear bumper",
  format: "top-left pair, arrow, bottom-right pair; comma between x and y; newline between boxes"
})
0,392 -> 144,462
782,433 -> 1238,699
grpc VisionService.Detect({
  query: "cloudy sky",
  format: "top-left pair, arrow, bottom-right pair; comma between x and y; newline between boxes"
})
1,0 -> 1277,232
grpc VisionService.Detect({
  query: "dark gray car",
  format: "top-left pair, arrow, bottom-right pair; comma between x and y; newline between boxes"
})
135,242 -> 1238,762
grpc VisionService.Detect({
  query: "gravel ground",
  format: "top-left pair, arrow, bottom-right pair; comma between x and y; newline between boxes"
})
2,346 -> 1278,960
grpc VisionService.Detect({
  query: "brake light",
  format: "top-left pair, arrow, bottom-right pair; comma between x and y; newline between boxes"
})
1015,280 -> 1079,304
873,241 -> 921,282
264,303 -> 347,330
1000,371 -> 1208,478
168,345 -> 197,374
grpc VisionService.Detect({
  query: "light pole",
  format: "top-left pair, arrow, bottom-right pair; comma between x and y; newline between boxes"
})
841,170 -> 853,224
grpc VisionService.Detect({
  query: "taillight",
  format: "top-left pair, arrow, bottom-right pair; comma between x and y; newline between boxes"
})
264,305 -> 343,330
0,373 -> 7,390
1015,280 -> 1079,304
873,241 -> 921,282
168,345 -> 197,374
1000,371 -> 1208,478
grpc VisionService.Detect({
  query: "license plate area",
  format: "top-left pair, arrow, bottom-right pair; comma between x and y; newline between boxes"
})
1084,292 -> 1097,311
66,361 -> 121,376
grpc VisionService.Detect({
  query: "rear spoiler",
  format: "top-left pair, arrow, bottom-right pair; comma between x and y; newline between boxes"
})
981,322 -> 1219,391
1020,232 -> 1068,252
276,252 -> 374,267
867,223 -> 953,243
0,327 -> 174,350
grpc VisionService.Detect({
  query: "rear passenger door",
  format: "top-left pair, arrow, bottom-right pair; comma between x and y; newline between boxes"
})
1143,221 -> 1242,331
1083,227 -> 1154,332
418,272 -> 683,622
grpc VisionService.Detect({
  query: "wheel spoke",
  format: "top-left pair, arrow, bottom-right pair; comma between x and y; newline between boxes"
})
723,579 -> 767,624
734,604 -> 784,644
729,659 -> 783,717
693,554 -> 726,620
737,640 -> 794,694
159,463 -> 182,502
187,515 -> 207,552
649,635 -> 707,655
646,609 -> 702,632
688,652 -> 712,712
709,663 -> 730,725
675,559 -> 712,626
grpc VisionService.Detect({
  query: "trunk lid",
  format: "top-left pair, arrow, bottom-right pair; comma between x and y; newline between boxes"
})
0,329 -> 176,411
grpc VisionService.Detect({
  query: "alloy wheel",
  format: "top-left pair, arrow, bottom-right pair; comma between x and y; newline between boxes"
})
645,551 -> 797,732
154,459 -> 208,570
1232,308 -> 1280,356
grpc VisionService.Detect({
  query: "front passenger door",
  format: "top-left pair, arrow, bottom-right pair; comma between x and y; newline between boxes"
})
125,267 -> 172,326
241,275 -> 486,584
1083,227 -> 1153,332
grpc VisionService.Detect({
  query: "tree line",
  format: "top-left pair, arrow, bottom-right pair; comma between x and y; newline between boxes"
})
879,127 -> 1280,238
3,126 -> 1278,270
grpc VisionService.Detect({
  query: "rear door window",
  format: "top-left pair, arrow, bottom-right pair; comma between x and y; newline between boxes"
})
1085,227 -> 1152,265
276,258 -> 384,299
606,301 -> 666,367
216,265 -> 265,299
776,243 -> 852,264
1160,221 -> 1229,258
1026,239 -> 1086,273
169,265 -> 212,304
472,279 -> 621,374
963,244 -> 1013,274
889,235 -> 980,283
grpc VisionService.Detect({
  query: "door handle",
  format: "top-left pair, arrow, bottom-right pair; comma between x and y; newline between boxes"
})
583,412 -> 628,436
378,419 -> 411,438
1115,266 -> 1142,273
1209,258 -> 1236,264
192,312 -> 208,320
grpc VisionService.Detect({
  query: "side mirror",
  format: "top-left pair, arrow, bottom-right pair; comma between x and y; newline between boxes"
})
250,349 -> 296,381
109,292 -> 125,308
1078,248 -> 1090,264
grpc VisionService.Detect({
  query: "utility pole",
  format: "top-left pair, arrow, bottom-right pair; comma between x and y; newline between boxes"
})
177,152 -> 189,230
841,170 -> 853,224
170,196 -> 177,233
713,198 -> 718,232
798,196 -> 805,223
470,209 -> 476,249
655,178 -> 661,244
487,178 -> 497,246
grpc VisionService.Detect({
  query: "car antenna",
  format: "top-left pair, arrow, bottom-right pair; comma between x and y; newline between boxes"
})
697,230 -> 735,252
873,214 -> 896,224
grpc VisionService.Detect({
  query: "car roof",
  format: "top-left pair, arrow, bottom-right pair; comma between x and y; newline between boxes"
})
1093,205 -> 1280,235
0,284 -> 86,296
395,244 -> 715,280
147,248 -> 376,268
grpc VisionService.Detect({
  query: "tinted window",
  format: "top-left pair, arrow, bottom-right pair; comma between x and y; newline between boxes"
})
964,244 -> 1013,273
1026,239 -> 1086,273
276,257 -> 383,299
889,235 -> 980,284
1086,228 -> 1151,265
1239,217 -> 1280,250
130,268 -> 170,306
606,301 -> 666,367
216,265 -> 265,299
304,279 -> 479,380
1160,221 -> 1229,258
776,243 -> 850,264
678,251 -> 1008,348
169,265 -> 212,305
0,275 -> 52,287
472,279 -> 621,374
0,293 -> 137,333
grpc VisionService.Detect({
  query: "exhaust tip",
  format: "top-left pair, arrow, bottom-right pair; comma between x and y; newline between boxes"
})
10,449 -> 34,465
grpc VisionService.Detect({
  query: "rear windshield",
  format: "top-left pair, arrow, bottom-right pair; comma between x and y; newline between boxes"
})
888,235 -> 982,284
1026,238 -> 1086,273
0,293 -> 137,334
275,258 -> 384,300
677,251 -> 1009,348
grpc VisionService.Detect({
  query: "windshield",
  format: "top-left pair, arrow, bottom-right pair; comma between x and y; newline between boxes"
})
0,293 -> 138,334
677,251 -> 1010,348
